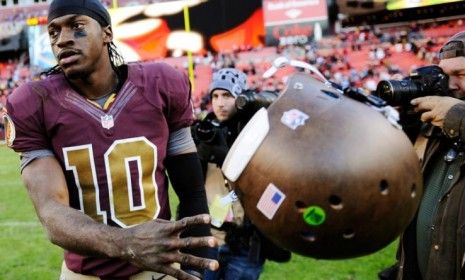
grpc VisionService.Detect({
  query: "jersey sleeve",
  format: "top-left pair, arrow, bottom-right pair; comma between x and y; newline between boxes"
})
155,63 -> 194,131
5,82 -> 50,153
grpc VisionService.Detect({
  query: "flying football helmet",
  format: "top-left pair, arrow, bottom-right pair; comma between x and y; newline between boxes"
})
222,68 -> 422,259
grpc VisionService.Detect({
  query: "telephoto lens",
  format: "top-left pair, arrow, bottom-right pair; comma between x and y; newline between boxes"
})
235,90 -> 278,113
375,79 -> 420,106
375,65 -> 449,107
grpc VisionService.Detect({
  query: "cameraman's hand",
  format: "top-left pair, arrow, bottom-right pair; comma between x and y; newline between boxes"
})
411,96 -> 463,128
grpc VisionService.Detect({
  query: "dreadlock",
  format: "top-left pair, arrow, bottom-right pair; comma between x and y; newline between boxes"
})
42,40 -> 125,77
109,42 -> 124,68
42,64 -> 61,76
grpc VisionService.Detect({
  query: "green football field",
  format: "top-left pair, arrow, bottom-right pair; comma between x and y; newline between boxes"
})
0,145 -> 397,279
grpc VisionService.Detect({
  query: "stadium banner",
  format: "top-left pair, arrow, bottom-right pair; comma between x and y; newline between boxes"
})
263,0 -> 329,46
25,0 -> 264,73
108,0 -> 263,59
0,33 -> 22,52
0,22 -> 25,52
387,0 -> 463,10
27,25 -> 55,74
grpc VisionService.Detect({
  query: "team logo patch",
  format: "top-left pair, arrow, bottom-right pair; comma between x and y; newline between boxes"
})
3,114 -> 16,147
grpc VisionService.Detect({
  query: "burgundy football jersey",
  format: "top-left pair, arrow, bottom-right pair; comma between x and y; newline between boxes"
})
6,62 -> 193,278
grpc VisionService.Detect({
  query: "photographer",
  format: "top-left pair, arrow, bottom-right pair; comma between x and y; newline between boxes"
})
380,31 -> 465,280
193,68 -> 290,280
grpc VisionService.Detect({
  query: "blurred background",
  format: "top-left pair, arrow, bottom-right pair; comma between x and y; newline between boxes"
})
0,0 -> 464,118
0,1 -> 464,278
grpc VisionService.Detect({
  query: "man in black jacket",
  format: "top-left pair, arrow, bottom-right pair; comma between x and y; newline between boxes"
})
193,68 -> 290,280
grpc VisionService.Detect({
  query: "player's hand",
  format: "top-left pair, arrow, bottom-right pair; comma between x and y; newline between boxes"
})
411,96 -> 463,128
122,214 -> 219,280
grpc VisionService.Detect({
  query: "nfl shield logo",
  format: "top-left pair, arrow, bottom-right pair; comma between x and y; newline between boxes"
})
101,114 -> 114,129
281,109 -> 309,130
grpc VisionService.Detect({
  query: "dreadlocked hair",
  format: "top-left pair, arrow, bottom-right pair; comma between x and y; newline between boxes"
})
42,64 -> 61,76
108,41 -> 124,76
42,41 -> 125,76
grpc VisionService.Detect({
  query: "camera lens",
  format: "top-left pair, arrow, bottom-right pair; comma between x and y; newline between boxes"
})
236,91 -> 278,113
375,80 -> 420,106
235,95 -> 249,111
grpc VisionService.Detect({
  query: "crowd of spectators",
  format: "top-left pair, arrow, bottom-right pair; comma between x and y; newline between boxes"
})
0,17 -> 463,116
0,0 -> 175,20
191,18 -> 463,112
0,53 -> 31,107
0,3 -> 48,23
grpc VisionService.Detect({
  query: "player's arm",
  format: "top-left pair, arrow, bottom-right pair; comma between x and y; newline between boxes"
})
23,155 -> 120,256
22,155 -> 217,280
165,127 -> 212,277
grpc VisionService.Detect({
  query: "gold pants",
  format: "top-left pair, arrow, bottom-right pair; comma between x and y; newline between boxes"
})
60,261 -> 179,280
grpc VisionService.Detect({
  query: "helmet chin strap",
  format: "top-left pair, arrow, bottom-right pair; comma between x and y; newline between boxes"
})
263,56 -> 331,87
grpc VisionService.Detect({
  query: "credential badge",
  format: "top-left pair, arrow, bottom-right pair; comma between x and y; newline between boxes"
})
101,114 -> 114,129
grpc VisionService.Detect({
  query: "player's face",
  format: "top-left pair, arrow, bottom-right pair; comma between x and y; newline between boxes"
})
439,56 -> 465,100
48,14 -> 112,79
212,89 -> 237,122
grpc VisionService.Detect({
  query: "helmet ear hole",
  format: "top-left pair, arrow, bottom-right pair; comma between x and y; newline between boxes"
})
411,183 -> 417,198
301,231 -> 317,242
328,195 -> 343,210
342,229 -> 355,239
380,179 -> 389,195
295,200 -> 307,212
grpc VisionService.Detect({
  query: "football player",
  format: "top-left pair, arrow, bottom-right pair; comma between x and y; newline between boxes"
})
3,0 -> 218,279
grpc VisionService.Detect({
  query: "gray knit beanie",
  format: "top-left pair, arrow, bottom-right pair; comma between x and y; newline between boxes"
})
209,68 -> 248,97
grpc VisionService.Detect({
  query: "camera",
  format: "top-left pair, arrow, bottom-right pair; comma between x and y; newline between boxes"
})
375,65 -> 449,106
193,90 -> 278,145
192,118 -> 222,144
235,90 -> 279,117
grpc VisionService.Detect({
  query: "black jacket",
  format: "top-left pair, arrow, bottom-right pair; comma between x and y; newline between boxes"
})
193,112 -> 291,264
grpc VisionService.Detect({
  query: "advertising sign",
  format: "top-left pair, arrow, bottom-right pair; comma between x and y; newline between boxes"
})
27,25 -> 55,74
387,0 -> 463,10
263,0 -> 328,46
